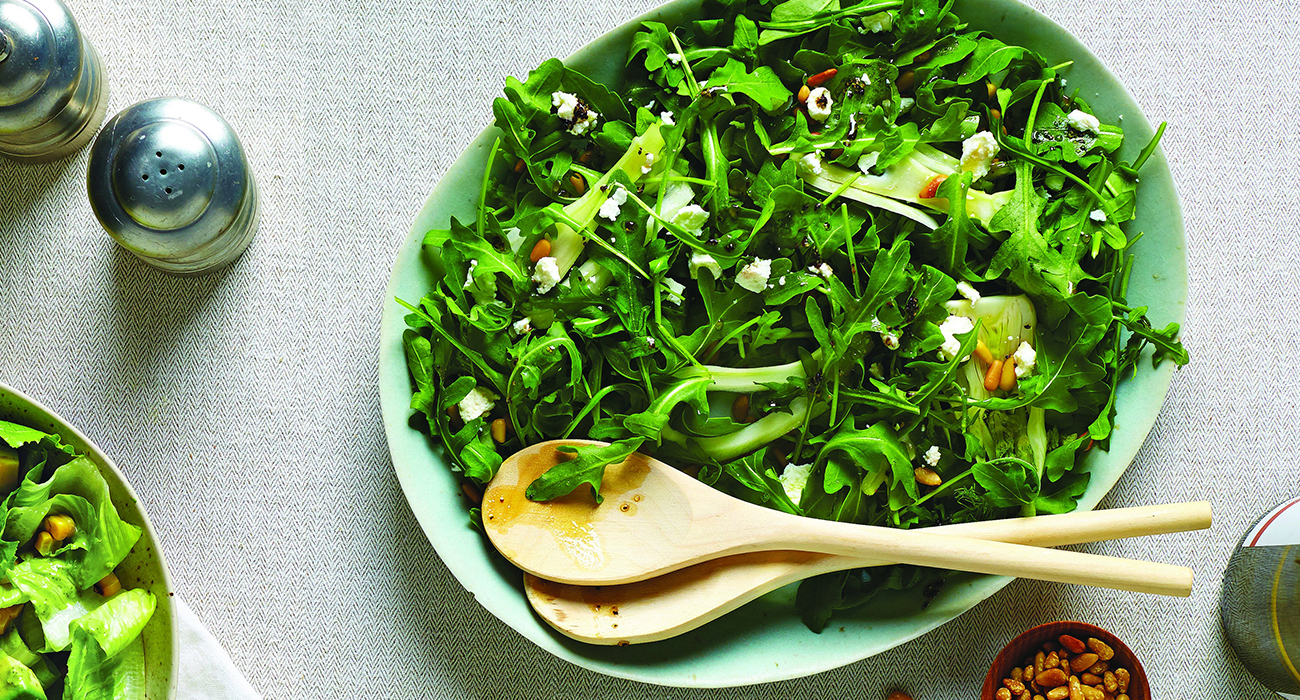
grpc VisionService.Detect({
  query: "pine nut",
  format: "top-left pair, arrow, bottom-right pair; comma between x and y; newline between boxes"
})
919,174 -> 946,199
460,482 -> 482,504
975,340 -> 994,365
1035,669 -> 1068,688
1103,671 -> 1117,693
996,689 -> 1012,700
578,150 -> 594,164
986,80 -> 997,101
807,68 -> 838,87
530,238 -> 552,263
1086,638 -> 1114,661
569,174 -> 586,196
732,395 -> 750,423
914,467 -> 942,486
1000,356 -> 1017,391
1011,667 -> 1023,682
1045,651 -> 1060,670
514,159 -> 526,174
897,70 -> 915,93
1004,679 -> 1026,695
1035,651 -> 1046,676
1070,653 -> 1098,673
491,418 -> 508,443
797,85 -> 811,102
1114,668 -> 1130,693
984,359 -> 1004,391
1080,673 -> 1102,686
990,108 -> 1002,123
1045,688 -> 1069,700
1059,635 -> 1086,654
1068,677 -> 1084,700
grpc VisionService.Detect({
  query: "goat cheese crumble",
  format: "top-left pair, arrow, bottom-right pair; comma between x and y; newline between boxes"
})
1066,109 -> 1100,133
512,317 -> 532,335
457,387 -> 497,423
923,445 -> 941,467
811,262 -> 834,279
666,52 -> 682,64
806,87 -> 834,121
938,315 -> 976,359
960,131 -> 1000,181
641,151 -> 655,174
690,252 -> 722,280
736,258 -> 772,293
663,278 -> 686,305
882,332 -> 901,350
1013,341 -> 1037,377
551,91 -> 579,120
671,204 -> 710,234
780,462 -> 814,503
463,259 -> 478,288
1089,209 -> 1107,223
956,281 -> 981,303
598,186 -> 629,221
532,256 -> 562,294
798,152 -> 824,177
660,111 -> 675,126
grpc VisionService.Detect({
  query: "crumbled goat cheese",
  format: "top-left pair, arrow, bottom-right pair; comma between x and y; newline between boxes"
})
1013,341 -> 1037,378
532,256 -> 562,294
457,387 -> 497,422
1089,209 -> 1107,223
1066,109 -> 1100,133
857,151 -> 880,174
641,151 -> 655,174
778,276 -> 787,285
806,87 -> 834,121
666,52 -> 682,64
646,336 -> 656,348
811,263 -> 834,279
780,462 -> 814,503
956,281 -> 981,303
598,186 -> 629,221
512,317 -> 532,335
881,332 -> 901,350
663,278 -> 686,305
923,445 -> 942,467
671,204 -> 710,234
798,152 -> 824,177
463,259 -> 478,288
551,91 -> 579,120
961,131 -> 1000,181
938,315 -> 976,359
690,252 -> 722,280
899,96 -> 915,113
660,111 -> 675,126
569,109 -> 598,136
736,258 -> 772,293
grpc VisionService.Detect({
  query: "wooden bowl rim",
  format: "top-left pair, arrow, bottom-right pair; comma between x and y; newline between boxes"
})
981,621 -> 1149,700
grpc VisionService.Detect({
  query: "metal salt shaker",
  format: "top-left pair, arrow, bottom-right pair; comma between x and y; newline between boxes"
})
0,0 -> 108,162
87,98 -> 259,275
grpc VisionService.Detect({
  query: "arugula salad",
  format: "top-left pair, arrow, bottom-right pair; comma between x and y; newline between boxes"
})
0,422 -> 155,699
401,0 -> 1188,629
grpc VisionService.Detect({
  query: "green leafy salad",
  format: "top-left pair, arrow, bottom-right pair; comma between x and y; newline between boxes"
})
401,0 -> 1189,629
0,422 -> 155,699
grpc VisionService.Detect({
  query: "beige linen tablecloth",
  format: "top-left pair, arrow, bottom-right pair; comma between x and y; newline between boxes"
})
1,0 -> 1295,697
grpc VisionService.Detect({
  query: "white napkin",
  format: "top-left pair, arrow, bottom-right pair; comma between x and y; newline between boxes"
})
177,599 -> 261,699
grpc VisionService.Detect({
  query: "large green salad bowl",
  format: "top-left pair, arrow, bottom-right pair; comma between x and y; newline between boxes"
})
379,0 -> 1186,686
0,383 -> 176,698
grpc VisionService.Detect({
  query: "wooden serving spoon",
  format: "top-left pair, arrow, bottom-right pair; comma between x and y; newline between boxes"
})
482,441 -> 1195,595
525,501 -> 1212,645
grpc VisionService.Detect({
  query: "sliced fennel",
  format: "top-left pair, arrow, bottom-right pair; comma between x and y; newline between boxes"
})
679,359 -> 808,393
691,397 -> 810,461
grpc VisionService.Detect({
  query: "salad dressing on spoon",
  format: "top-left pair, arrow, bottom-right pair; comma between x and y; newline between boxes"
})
484,441 -> 1195,594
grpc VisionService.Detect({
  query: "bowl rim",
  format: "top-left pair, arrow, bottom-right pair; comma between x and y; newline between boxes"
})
981,620 -> 1149,700
0,381 -> 179,698
378,0 -> 1187,687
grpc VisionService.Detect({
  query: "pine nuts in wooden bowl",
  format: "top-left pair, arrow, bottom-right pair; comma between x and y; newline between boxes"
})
982,622 -> 1149,700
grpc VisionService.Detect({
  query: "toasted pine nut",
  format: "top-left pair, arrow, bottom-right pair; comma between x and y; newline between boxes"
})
996,689 -> 1012,700
530,238 -> 552,263
990,108 -> 1002,123
34,532 -> 53,556
1045,651 -> 1060,670
460,481 -> 482,504
1004,679 -> 1026,695
1079,687 -> 1103,700
896,70 -> 915,93
797,85 -> 811,102
491,418 -> 508,443
1116,696 -> 1129,700
826,148 -> 844,159
514,159 -> 525,174
914,467 -> 942,486
1080,673 -> 1102,686
1114,668 -> 1130,693
974,339 -> 994,365
1102,671 -> 1117,693
578,150 -> 594,164
1059,635 -> 1085,653
95,573 -> 121,598
1070,654 -> 1098,673
919,174 -> 946,199
1068,677 -> 1084,700
986,80 -> 997,101
807,68 -> 838,87
1011,667 -> 1023,682
1086,638 -> 1114,661
984,359 -> 1004,391
1000,356 -> 1017,391
44,515 -> 75,541
569,174 -> 586,195
732,395 -> 750,423
1087,661 -> 1107,676
1035,669 -> 1068,688
1035,651 -> 1046,676
1045,688 -> 1069,700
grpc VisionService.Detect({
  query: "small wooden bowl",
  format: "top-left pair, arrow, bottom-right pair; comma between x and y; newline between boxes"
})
982,621 -> 1150,700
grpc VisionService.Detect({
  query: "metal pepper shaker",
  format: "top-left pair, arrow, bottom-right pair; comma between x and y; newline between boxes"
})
0,0 -> 108,162
87,98 -> 259,275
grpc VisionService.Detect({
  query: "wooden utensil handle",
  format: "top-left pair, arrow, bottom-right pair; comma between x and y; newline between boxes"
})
763,515 -> 1195,596
926,501 -> 1212,546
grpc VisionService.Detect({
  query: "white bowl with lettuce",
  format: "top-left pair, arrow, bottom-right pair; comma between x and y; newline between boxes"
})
0,383 -> 175,699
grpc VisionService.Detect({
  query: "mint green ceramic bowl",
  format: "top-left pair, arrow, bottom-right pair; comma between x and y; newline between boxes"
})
0,383 -> 177,699
379,0 -> 1186,687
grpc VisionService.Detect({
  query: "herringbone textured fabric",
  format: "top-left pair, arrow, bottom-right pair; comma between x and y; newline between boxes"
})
0,0 -> 1295,697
